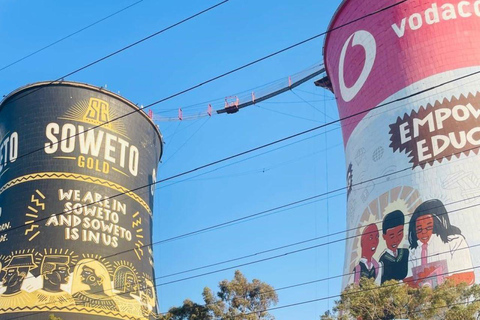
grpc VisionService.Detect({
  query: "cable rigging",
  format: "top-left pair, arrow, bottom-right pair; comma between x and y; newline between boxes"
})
1,0 -> 406,167
1,67 -> 480,268
7,154 -> 480,291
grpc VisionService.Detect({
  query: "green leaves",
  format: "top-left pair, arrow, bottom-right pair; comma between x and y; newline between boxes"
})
323,279 -> 480,320
163,270 -> 278,320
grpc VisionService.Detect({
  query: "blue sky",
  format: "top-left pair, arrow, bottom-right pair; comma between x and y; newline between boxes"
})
0,0 -> 346,318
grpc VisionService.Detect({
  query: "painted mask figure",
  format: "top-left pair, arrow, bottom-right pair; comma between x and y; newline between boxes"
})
3,268 -> 24,289
1,254 -> 37,294
81,266 -> 102,288
114,266 -> 139,297
41,256 -> 71,289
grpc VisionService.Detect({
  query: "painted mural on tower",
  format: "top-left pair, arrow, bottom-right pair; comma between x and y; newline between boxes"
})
323,0 -> 480,289
0,83 -> 162,319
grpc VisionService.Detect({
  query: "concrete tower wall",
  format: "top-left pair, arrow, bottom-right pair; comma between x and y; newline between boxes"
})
0,82 -> 162,320
324,0 -> 480,289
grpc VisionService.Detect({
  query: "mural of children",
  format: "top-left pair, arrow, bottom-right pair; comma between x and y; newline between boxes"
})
353,223 -> 380,284
379,210 -> 409,283
407,199 -> 475,287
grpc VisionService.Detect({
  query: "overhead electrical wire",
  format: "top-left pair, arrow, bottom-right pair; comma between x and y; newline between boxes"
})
153,199 -> 480,286
7,52 -> 475,208
0,0 -> 471,291
1,67 -> 480,292
1,0 -> 407,168
3,123 -> 477,314
227,265 -> 480,319
156,126 -> 342,189
154,261 -> 480,316
6,239 -> 478,319
3,0 -> 480,316
9,152 -> 480,292
51,152 -> 480,288
2,0 -> 230,107
5,197 -> 477,315
0,0 -> 145,72
3,66 -> 480,268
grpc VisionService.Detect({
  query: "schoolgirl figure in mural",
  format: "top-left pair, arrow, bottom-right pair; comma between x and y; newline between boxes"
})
353,223 -> 380,284
71,259 -> 119,312
407,199 -> 475,287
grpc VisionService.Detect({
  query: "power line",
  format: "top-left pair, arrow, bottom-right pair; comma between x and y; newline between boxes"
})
0,0 -> 144,72
5,231 -> 478,319
19,232 -> 468,318
157,125 -> 342,189
2,0 -> 230,108
155,189 -> 480,282
2,82 -> 480,287
6,130 -> 480,300
229,265 -> 480,319
1,0 -> 406,168
2,13 -> 480,292
2,83 -> 480,265
155,257 -> 480,316
5,121 -> 480,305
155,67 -> 480,184
154,198 -> 480,286
143,0 -> 407,114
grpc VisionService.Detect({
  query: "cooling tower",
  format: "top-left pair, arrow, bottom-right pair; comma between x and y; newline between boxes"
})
324,0 -> 480,289
0,81 -> 162,319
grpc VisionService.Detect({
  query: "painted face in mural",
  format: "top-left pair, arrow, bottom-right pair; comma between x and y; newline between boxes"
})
383,225 -> 404,253
45,264 -> 70,286
415,214 -> 434,245
361,224 -> 379,260
2,268 -> 25,288
80,266 -> 101,288
124,272 -> 138,294
143,278 -> 156,307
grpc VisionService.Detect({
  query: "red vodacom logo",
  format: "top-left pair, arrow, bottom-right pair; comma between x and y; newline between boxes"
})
338,30 -> 377,102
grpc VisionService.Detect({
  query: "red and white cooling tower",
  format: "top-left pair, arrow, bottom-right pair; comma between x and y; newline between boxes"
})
324,0 -> 480,289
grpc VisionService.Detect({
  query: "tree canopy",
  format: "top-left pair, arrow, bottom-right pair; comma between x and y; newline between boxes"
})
160,270 -> 278,320
321,278 -> 480,320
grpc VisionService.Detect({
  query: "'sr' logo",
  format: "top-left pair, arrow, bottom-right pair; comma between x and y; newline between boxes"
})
338,30 -> 376,102
83,98 -> 112,128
